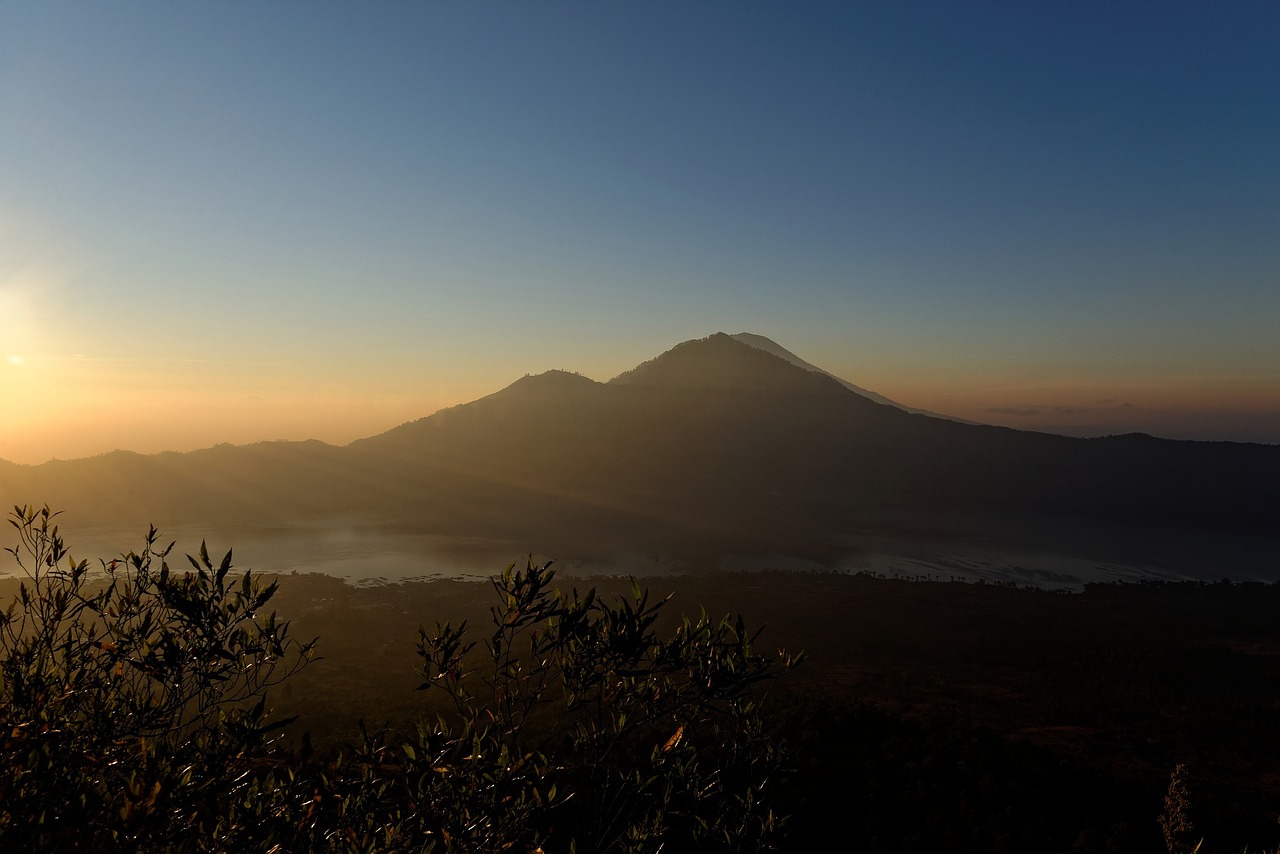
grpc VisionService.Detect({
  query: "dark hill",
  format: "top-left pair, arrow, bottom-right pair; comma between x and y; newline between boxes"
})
729,331 -> 974,422
2,333 -> 1277,567
350,333 -> 1280,541
350,334 -> 900,497
0,441 -> 368,527
609,332 -> 855,395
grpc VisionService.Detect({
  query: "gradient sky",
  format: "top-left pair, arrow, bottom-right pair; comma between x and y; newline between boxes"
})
1,2 -> 1277,463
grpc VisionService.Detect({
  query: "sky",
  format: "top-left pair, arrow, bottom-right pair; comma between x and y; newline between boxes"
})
1,2 -> 1277,463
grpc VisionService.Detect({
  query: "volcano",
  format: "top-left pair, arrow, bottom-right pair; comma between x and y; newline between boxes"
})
1,333 -> 1276,574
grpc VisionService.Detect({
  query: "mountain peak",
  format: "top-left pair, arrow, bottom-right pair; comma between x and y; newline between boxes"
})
608,333 -> 846,394
729,332 -> 973,423
477,369 -> 602,406
508,369 -> 598,389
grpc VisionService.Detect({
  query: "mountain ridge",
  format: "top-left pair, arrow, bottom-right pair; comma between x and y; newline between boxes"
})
4,333 -> 1275,468
729,332 -> 975,423
1,334 -> 1277,574
608,332 -> 854,396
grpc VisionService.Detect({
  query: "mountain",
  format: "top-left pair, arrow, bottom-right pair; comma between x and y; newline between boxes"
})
352,334 -> 891,497
729,332 -> 974,423
610,333 -> 854,393
351,333 -> 1280,536
2,333 -> 1277,573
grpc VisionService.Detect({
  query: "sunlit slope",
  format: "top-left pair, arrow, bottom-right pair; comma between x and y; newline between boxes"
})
729,331 -> 974,423
0,441 -> 355,526
0,437 -> 557,539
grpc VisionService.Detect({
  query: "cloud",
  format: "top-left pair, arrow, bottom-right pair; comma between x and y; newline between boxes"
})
987,407 -> 1042,417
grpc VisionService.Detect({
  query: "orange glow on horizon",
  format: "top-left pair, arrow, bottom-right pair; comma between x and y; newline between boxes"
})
0,354 -> 499,465
3,346 -> 1277,465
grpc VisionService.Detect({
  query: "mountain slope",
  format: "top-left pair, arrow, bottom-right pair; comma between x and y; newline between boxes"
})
351,333 -> 1280,536
610,332 -> 854,395
2,333 -> 1277,565
730,332 -> 973,422
353,334 -> 901,492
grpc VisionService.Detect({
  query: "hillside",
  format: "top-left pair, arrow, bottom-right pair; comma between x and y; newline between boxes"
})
729,331 -> 972,422
351,333 -> 1280,535
1,333 -> 1277,577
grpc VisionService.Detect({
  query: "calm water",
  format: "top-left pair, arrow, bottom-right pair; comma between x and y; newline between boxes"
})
4,517 -> 1275,592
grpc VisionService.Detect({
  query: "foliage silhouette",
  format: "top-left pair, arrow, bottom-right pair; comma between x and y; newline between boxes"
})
0,509 -> 797,852
0,505 -> 315,849
309,558 -> 800,852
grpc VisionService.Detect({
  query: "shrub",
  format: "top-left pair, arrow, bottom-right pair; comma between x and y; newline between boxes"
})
0,505 -> 314,850
1,509 -> 796,852
314,559 -> 800,852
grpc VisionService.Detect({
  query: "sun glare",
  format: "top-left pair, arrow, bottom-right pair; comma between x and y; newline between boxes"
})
6,354 -> 24,366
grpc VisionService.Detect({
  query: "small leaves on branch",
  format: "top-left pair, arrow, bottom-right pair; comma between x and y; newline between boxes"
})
1,509 -> 796,852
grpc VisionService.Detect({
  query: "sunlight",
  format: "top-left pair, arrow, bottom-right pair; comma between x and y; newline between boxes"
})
0,273 -> 50,374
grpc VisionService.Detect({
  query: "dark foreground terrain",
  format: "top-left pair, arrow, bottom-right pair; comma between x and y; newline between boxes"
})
266,570 -> 1280,853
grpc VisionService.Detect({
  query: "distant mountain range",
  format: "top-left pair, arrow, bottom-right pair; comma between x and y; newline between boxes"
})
1,333 -> 1277,571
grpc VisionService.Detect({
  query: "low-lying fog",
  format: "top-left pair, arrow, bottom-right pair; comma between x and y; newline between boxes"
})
9,516 -> 1275,593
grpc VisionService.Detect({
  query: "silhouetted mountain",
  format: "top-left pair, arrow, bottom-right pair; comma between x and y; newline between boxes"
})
350,333 -> 1280,540
729,332 -> 974,423
609,332 -> 853,394
2,333 -> 1277,569
0,441 -> 361,526
352,334 -> 891,500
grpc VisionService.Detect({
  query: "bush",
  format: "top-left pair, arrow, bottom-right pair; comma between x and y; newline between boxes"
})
0,505 -> 314,850
306,559 -> 800,852
1,508 -> 797,852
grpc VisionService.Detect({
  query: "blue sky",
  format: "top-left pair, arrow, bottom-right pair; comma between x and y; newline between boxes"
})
1,2 -> 1277,462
